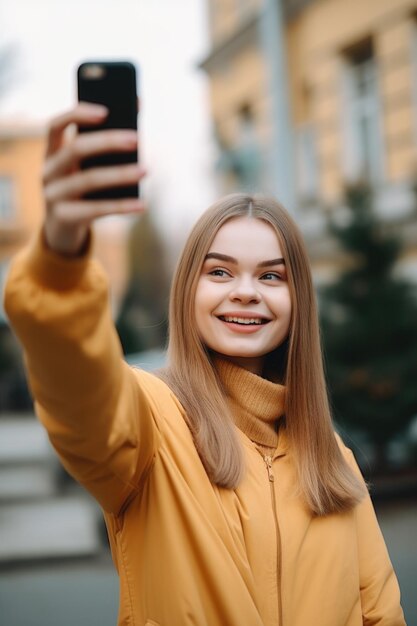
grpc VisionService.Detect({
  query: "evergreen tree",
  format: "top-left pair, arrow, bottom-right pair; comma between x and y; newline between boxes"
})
116,212 -> 170,354
320,184 -> 417,471
0,323 -> 32,411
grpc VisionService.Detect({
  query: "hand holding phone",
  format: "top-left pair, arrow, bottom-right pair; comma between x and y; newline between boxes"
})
42,62 -> 146,257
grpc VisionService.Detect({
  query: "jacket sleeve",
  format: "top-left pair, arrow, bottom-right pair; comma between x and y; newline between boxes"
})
344,448 -> 406,626
4,231 -> 161,515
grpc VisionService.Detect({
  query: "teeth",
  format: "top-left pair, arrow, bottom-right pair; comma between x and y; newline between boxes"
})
222,316 -> 264,325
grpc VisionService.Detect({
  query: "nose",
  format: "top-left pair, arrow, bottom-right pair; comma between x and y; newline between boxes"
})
229,277 -> 261,304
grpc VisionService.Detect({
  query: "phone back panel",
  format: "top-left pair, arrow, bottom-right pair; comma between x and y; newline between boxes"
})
77,61 -> 138,199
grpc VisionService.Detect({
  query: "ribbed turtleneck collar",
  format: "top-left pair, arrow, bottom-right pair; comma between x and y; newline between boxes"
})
214,356 -> 286,450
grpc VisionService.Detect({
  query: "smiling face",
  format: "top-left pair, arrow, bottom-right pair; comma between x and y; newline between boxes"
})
194,217 -> 292,375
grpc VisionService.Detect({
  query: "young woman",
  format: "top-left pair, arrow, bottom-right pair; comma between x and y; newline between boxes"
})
5,104 -> 405,626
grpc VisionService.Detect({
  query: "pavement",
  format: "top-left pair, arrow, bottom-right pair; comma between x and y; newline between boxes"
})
0,558 -> 119,626
0,416 -> 102,564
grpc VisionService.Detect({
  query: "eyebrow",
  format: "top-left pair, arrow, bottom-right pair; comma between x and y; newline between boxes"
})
205,252 -> 285,268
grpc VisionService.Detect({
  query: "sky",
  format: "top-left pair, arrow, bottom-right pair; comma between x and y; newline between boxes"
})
0,0 -> 217,249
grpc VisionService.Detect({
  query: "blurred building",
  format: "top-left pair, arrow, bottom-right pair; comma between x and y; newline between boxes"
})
0,124 -> 44,282
200,0 -> 417,283
0,123 -> 129,317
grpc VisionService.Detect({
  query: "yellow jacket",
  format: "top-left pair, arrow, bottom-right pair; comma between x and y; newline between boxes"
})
5,235 -> 406,626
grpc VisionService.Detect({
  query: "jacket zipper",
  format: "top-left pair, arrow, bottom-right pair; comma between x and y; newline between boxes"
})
263,454 -> 283,626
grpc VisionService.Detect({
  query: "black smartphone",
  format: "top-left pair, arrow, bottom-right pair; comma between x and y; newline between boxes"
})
77,60 -> 139,200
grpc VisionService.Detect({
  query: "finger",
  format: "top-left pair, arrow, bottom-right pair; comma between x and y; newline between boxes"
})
43,129 -> 138,184
54,198 -> 146,225
45,163 -> 146,204
46,103 -> 108,156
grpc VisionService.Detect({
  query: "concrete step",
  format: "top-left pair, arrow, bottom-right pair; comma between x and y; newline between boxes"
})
0,417 -> 53,465
0,496 -> 101,563
0,464 -> 57,500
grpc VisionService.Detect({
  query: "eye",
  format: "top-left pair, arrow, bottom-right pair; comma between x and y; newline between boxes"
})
208,268 -> 231,278
260,272 -> 283,281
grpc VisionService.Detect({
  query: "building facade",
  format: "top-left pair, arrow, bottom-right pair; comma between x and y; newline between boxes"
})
0,124 -> 130,318
0,124 -> 45,318
200,0 -> 417,282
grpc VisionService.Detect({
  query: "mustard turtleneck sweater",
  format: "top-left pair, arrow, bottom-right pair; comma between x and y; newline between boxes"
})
214,357 -> 286,454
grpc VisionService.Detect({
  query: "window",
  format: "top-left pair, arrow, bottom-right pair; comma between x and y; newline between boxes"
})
215,104 -> 262,192
341,40 -> 384,184
0,261 -> 9,322
412,16 -> 417,145
295,124 -> 318,202
0,176 -> 15,220
233,103 -> 262,191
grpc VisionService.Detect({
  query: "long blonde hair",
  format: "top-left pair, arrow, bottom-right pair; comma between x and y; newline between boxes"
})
160,193 -> 366,515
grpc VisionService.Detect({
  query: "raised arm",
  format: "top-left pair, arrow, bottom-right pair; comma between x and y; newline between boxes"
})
4,105 -> 155,515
